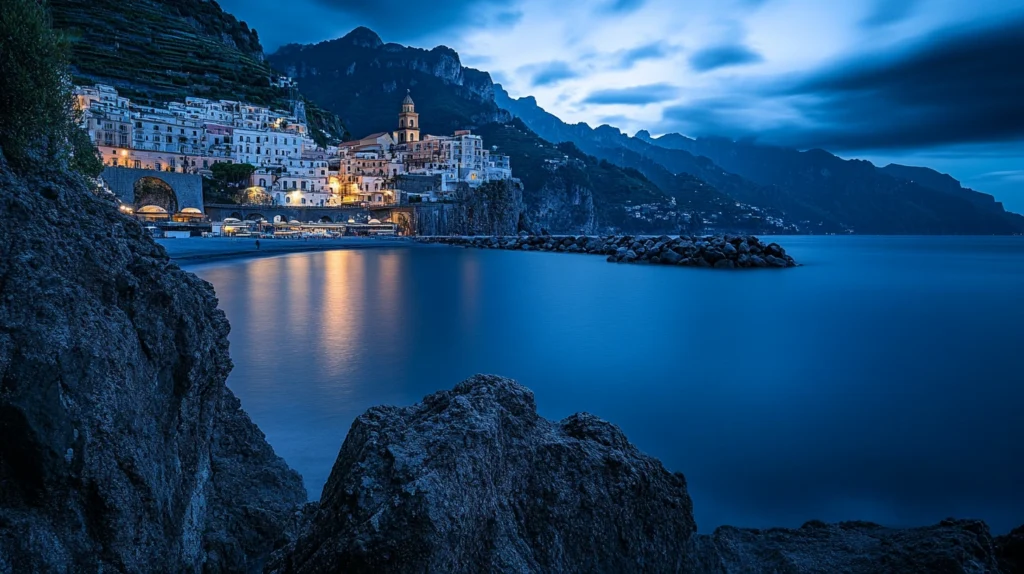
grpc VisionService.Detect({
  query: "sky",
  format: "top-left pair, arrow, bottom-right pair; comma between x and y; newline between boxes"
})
219,0 -> 1024,213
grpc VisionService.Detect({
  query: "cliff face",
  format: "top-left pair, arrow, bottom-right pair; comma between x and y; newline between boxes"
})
409,180 -> 525,236
0,162 -> 305,572
270,375 -> 1018,573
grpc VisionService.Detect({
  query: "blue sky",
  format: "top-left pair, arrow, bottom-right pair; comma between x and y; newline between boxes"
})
220,0 -> 1024,213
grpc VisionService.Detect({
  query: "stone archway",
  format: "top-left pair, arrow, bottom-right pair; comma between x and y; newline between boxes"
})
319,216 -> 333,223
133,176 -> 178,214
273,215 -> 288,223
229,212 -> 244,220
246,214 -> 266,222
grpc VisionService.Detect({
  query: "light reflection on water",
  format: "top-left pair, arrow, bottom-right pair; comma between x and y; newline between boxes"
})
187,237 -> 1024,533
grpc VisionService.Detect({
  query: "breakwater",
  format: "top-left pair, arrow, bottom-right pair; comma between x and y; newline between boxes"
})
418,233 -> 799,268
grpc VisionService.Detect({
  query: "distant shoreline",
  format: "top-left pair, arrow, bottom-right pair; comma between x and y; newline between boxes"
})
161,237 -> 415,265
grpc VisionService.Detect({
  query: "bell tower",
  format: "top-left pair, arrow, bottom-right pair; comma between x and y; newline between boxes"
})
397,89 -> 420,144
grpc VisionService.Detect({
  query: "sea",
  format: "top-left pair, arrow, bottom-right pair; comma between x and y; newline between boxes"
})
184,236 -> 1024,533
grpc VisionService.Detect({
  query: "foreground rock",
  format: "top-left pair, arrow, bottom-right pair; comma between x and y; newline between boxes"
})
419,233 -> 799,268
0,162 -> 305,572
272,375 -> 1017,573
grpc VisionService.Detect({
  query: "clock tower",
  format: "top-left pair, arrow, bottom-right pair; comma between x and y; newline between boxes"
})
396,90 -> 420,144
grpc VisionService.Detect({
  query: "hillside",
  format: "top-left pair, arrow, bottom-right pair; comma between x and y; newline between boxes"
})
268,27 -> 509,139
497,87 -> 1024,234
48,0 -> 346,144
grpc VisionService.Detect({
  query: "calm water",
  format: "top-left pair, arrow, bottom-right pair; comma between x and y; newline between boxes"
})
186,236 -> 1024,534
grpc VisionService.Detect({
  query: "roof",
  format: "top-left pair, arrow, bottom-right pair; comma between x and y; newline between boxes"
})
402,89 -> 415,105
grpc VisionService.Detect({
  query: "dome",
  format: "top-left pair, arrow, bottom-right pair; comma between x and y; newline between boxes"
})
402,89 -> 414,106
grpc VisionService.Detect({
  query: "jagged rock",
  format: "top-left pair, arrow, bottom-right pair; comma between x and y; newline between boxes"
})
0,163 -> 304,572
690,518 -> 1005,573
270,375 -> 696,573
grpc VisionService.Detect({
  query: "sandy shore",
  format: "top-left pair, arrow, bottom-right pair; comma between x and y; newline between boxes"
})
160,236 -> 414,264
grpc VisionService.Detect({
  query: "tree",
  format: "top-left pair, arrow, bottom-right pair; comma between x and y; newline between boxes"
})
0,0 -> 81,175
210,162 -> 256,187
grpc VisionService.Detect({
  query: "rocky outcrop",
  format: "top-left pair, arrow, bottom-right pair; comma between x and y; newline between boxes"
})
419,233 -> 799,268
270,375 -> 696,573
408,180 -> 526,237
0,162 -> 305,572
270,375 -> 1016,573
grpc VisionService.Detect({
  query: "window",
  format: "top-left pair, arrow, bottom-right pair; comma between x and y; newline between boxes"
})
203,160 -> 209,168
134,160 -> 141,169
286,196 -> 291,203
155,162 -> 161,171
259,178 -> 266,187
301,198 -> 306,204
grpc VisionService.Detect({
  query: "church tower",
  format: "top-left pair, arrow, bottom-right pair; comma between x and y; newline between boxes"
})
396,89 -> 420,144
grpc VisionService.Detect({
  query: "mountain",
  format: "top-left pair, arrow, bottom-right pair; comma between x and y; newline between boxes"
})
268,27 -> 509,138
499,89 -> 1024,234
48,0 -> 346,144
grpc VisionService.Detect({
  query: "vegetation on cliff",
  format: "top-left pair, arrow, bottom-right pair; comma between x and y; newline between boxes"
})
48,0 -> 347,143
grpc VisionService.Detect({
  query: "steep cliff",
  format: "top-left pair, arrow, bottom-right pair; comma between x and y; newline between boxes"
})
0,160 -> 305,572
408,179 -> 525,236
270,375 -> 1018,573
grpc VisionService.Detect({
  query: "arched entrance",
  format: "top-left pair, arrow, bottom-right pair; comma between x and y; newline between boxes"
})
319,216 -> 333,223
229,212 -> 244,220
273,215 -> 288,223
137,205 -> 170,222
247,214 -> 266,222
134,176 -> 178,215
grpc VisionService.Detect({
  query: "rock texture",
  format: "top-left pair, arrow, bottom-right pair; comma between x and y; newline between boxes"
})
271,375 -> 696,573
0,162 -> 305,572
419,233 -> 799,269
270,375 -> 1018,574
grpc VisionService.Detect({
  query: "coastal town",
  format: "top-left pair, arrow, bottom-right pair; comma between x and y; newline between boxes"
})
75,81 -> 515,236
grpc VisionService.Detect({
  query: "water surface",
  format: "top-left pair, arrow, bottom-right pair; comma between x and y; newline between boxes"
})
186,236 -> 1024,533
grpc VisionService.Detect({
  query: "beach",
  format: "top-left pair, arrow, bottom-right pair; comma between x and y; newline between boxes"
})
159,236 -> 414,263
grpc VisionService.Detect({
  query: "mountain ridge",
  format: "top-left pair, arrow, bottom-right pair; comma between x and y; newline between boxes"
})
498,86 -> 1024,234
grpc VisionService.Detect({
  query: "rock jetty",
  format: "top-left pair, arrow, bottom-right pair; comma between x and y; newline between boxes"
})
271,375 -> 1019,574
419,233 -> 799,268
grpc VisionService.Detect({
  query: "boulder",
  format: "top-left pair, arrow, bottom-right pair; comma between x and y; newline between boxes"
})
271,376 -> 695,573
660,249 -> 683,265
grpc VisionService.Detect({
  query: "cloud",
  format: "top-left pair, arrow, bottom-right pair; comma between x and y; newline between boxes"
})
615,42 -> 679,69
518,61 -> 580,86
583,83 -> 680,105
603,0 -> 646,13
689,43 -> 763,72
662,17 -> 1024,152
860,0 -> 920,28
308,0 -> 519,42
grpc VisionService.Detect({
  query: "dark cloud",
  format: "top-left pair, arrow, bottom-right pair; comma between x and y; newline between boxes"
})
309,0 -> 519,43
583,83 -> 679,105
615,42 -> 679,69
604,0 -> 646,13
663,17 -> 1024,152
518,61 -> 580,86
689,43 -> 763,72
860,0 -> 920,28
